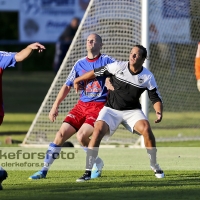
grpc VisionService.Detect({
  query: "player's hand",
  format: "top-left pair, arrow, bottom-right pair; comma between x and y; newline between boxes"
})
49,106 -> 58,122
155,112 -> 162,123
105,77 -> 114,91
28,42 -> 46,53
77,83 -> 84,90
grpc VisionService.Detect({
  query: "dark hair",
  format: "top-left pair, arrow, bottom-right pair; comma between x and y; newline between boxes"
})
72,17 -> 80,22
134,44 -> 147,59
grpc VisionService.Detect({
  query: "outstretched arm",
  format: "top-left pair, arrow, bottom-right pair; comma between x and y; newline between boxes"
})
73,70 -> 95,93
15,42 -> 45,62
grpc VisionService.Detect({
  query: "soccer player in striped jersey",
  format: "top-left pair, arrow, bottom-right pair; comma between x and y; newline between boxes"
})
0,42 -> 45,190
74,45 -> 165,182
29,33 -> 115,180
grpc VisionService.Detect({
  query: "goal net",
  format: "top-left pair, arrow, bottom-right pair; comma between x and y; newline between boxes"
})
22,0 -> 200,146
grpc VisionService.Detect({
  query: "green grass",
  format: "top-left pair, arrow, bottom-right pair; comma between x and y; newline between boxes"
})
1,112 -> 200,137
1,113 -> 35,132
156,141 -> 200,147
1,113 -> 200,148
0,170 -> 199,200
1,71 -> 200,148
1,146 -> 200,199
149,112 -> 200,129
3,71 -> 55,113
0,133 -> 199,147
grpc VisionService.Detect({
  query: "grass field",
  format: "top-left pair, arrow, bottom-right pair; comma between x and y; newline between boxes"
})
1,170 -> 200,200
1,71 -> 200,147
2,71 -> 55,113
1,147 -> 200,200
1,71 -> 200,199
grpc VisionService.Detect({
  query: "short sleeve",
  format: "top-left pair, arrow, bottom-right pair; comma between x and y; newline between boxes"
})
0,51 -> 17,69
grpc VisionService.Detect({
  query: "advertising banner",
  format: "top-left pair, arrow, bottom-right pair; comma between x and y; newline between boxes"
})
0,0 -> 20,11
149,0 -> 191,43
19,0 -> 89,42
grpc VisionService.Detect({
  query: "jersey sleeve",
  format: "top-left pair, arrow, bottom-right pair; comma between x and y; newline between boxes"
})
0,51 -> 17,69
147,74 -> 162,104
148,88 -> 162,104
65,65 -> 77,86
94,61 -> 122,77
94,65 -> 112,77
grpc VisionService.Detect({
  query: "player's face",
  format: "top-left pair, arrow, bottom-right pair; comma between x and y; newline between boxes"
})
86,34 -> 102,53
129,47 -> 144,66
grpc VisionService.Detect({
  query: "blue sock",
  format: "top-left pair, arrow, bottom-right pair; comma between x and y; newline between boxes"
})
95,157 -> 101,164
41,142 -> 61,176
82,146 -> 88,153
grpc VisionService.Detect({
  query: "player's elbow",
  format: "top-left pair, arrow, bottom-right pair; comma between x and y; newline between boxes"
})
14,54 -> 23,62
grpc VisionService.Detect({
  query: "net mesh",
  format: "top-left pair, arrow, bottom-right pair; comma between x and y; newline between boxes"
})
23,0 -> 200,145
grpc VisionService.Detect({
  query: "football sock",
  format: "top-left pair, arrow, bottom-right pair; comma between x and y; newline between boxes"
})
41,142 -> 61,176
94,157 -> 101,164
86,149 -> 98,171
82,146 -> 101,164
147,148 -> 157,167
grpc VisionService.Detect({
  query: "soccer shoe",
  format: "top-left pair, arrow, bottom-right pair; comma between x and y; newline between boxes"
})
0,167 -> 8,190
151,164 -> 165,178
91,158 -> 104,179
28,171 -> 46,180
76,172 -> 91,182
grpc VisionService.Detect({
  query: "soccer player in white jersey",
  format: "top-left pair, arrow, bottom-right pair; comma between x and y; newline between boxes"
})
0,42 -> 45,190
29,33 -> 116,180
74,45 -> 165,182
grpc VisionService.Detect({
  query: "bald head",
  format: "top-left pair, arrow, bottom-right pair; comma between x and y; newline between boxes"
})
86,33 -> 103,56
88,33 -> 102,43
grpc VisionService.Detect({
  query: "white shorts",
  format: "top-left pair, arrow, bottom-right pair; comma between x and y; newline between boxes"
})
96,106 -> 147,139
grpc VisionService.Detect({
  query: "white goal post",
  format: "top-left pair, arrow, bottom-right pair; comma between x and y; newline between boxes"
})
22,0 -> 200,146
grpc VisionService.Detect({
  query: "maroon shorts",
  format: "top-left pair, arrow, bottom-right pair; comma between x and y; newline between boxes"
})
63,100 -> 105,131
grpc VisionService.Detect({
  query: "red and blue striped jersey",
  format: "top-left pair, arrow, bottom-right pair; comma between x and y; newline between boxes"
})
65,54 -> 115,102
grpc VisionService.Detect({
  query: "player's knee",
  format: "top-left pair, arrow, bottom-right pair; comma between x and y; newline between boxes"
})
54,130 -> 66,145
76,133 -> 82,143
76,132 -> 87,144
138,123 -> 152,138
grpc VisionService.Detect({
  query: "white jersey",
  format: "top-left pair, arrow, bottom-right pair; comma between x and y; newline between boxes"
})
94,61 -> 162,110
